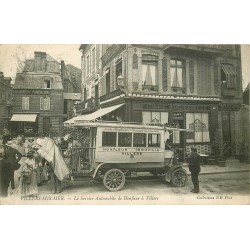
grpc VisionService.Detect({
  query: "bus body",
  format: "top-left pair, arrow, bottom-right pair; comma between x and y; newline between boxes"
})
67,121 -> 188,191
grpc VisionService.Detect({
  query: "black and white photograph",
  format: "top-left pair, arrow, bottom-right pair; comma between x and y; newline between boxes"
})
0,44 -> 249,205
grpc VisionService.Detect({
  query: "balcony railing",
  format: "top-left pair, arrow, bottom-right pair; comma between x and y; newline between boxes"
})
142,85 -> 159,92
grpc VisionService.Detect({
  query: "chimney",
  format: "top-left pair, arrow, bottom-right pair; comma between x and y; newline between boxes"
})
61,60 -> 65,85
34,52 -> 46,71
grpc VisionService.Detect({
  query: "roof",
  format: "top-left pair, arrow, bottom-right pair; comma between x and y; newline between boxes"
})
13,73 -> 63,90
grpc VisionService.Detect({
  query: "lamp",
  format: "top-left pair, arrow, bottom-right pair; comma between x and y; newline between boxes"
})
117,74 -> 124,88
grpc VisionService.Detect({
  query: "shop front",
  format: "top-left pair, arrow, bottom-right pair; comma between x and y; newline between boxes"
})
10,114 -> 38,137
126,96 -> 221,161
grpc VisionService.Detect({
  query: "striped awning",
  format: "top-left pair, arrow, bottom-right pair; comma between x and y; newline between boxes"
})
10,114 -> 37,122
221,64 -> 237,76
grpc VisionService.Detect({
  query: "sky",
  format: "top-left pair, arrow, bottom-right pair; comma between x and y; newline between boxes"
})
0,44 -> 249,90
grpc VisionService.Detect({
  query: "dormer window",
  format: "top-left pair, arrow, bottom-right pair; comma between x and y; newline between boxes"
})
44,79 -> 51,89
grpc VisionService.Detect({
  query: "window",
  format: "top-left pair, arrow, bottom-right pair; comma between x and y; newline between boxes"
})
102,132 -> 116,147
118,132 -> 132,147
142,111 -> 168,124
133,133 -> 146,147
86,55 -> 90,77
116,59 -> 122,85
148,133 -> 160,147
170,59 -> 184,87
22,97 -> 29,110
44,79 -> 51,89
106,68 -> 110,94
221,64 -> 236,88
92,47 -> 96,73
40,97 -> 50,110
142,63 -> 156,85
186,113 -> 210,143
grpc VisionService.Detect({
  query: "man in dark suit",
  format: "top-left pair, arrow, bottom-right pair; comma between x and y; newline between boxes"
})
187,147 -> 201,193
1,141 -> 22,197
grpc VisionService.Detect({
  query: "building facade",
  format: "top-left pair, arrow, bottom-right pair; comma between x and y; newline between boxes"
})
78,44 -> 243,159
0,72 -> 12,133
12,52 -> 81,137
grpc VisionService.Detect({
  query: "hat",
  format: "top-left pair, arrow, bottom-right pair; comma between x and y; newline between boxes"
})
28,138 -> 34,143
64,134 -> 72,141
32,144 -> 41,149
6,141 -> 14,148
26,151 -> 34,157
36,138 -> 44,146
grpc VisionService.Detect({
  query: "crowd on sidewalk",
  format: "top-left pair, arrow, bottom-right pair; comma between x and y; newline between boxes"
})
0,130 -> 70,198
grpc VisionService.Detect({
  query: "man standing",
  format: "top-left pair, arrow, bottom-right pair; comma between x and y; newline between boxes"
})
1,141 -> 22,196
187,147 -> 201,193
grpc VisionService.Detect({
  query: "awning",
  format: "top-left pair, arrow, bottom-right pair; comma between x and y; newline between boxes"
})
10,114 -> 37,122
221,64 -> 237,76
74,103 -> 125,122
221,64 -> 237,88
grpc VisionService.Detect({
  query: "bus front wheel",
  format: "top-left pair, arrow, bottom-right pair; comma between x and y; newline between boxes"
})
103,169 -> 125,192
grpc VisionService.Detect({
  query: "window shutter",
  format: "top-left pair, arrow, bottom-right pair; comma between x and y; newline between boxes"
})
47,97 -> 50,110
26,97 -> 29,110
40,97 -> 44,110
22,97 -> 25,110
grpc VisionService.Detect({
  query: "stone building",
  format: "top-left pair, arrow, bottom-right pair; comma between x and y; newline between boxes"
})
0,72 -> 12,133
77,44 -> 243,159
11,52 -> 81,137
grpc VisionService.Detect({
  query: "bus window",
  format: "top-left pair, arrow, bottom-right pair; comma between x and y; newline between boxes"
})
118,132 -> 132,147
102,132 -> 117,147
133,133 -> 146,147
148,133 -> 160,147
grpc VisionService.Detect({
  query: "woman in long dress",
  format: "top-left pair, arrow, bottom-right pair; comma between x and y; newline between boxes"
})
33,145 -> 48,185
20,151 -> 38,196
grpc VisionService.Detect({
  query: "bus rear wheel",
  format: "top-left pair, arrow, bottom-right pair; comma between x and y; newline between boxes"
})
171,168 -> 188,187
103,169 -> 125,191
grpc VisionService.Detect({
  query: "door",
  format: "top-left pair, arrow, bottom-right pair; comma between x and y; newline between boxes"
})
43,117 -> 50,135
172,119 -> 185,161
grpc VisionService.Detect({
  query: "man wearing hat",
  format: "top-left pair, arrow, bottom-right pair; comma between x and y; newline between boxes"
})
187,146 -> 201,193
1,141 -> 22,197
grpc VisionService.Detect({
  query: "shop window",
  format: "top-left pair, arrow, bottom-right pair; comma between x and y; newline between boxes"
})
142,111 -> 168,124
186,113 -> 210,143
148,133 -> 160,147
102,132 -> 116,147
118,132 -> 132,147
22,97 -> 29,110
133,133 -> 146,147
170,59 -> 185,88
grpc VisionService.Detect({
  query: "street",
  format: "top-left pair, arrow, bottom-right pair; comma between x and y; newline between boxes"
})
5,170 -> 248,205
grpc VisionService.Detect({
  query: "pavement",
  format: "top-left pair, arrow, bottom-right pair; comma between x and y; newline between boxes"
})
183,157 -> 250,175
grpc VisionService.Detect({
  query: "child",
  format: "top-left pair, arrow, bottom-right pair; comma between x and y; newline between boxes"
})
20,151 -> 38,196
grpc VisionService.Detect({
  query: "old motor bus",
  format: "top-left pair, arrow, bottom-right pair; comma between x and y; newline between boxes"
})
64,120 -> 189,191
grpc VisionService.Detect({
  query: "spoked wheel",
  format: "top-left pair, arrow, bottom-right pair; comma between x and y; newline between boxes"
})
171,168 -> 188,187
103,169 -> 125,191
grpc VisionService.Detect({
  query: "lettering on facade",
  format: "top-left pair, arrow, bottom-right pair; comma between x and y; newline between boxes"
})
219,103 -> 241,111
134,103 -> 211,111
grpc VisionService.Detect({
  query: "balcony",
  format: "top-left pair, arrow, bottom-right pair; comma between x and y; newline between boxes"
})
164,44 -> 226,56
100,89 -> 125,103
142,85 -> 159,92
171,87 -> 186,94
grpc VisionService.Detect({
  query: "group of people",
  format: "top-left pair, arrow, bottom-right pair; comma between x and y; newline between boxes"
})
0,135 -> 64,198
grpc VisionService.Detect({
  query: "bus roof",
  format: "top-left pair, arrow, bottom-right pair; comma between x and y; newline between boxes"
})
71,120 -> 192,132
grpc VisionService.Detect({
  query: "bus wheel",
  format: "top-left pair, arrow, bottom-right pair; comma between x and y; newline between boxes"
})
171,168 -> 188,187
103,169 -> 125,192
